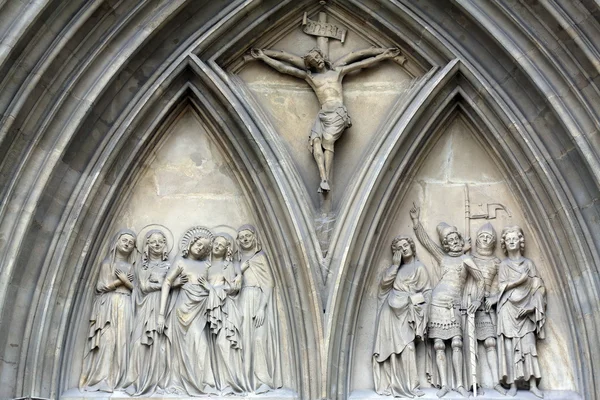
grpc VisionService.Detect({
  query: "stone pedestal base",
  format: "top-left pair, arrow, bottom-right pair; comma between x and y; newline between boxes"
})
61,388 -> 298,400
349,389 -> 582,400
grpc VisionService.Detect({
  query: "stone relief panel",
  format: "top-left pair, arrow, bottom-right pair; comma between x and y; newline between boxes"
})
65,109 -> 293,398
115,109 -> 251,232
236,12 -> 425,211
351,115 -> 577,397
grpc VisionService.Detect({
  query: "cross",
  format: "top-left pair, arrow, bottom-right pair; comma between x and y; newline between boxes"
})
302,11 -> 347,58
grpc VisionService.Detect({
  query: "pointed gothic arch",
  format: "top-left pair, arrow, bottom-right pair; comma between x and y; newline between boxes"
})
326,60 -> 597,398
0,1 -> 600,399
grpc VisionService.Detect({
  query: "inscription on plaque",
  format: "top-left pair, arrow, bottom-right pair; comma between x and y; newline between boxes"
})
302,12 -> 347,43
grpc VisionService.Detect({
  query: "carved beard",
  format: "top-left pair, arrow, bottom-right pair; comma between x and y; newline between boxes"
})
444,242 -> 464,256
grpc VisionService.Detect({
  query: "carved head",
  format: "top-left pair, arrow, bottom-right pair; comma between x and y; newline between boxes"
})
476,222 -> 497,256
237,224 -> 262,254
391,235 -> 416,261
500,225 -> 525,255
109,229 -> 137,266
180,226 -> 213,260
303,48 -> 330,71
186,236 -> 212,260
212,233 -> 234,262
112,229 -> 136,256
143,229 -> 169,261
437,222 -> 464,254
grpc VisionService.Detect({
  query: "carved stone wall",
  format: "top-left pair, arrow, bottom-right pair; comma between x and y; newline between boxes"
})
0,1 -> 600,400
352,115 -> 578,393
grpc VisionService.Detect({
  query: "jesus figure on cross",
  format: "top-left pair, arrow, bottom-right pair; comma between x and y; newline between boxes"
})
250,46 -> 400,193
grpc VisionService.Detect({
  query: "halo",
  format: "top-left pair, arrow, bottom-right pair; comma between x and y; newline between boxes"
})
180,226 -> 214,253
137,224 -> 174,255
211,224 -> 238,253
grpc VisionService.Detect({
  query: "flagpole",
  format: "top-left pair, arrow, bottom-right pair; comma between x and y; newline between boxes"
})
464,184 -> 477,396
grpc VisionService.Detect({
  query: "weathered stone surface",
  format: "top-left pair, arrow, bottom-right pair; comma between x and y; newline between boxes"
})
351,116 -> 577,394
1,2 -> 600,400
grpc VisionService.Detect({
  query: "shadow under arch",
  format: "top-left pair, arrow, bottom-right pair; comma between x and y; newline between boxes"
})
18,61 -> 323,399
325,60 -> 598,399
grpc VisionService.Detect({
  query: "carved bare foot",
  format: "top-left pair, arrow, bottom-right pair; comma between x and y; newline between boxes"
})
414,389 -> 425,397
436,386 -> 451,398
494,384 -> 507,395
319,179 -> 330,192
530,386 -> 544,398
456,386 -> 470,397
507,383 -> 517,397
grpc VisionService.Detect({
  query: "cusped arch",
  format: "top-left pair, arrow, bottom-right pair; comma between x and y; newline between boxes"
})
326,60 -> 598,399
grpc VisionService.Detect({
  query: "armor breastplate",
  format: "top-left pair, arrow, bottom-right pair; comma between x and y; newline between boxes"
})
432,255 -> 468,305
472,255 -> 499,293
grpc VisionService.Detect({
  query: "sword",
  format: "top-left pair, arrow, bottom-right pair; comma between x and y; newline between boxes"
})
468,295 -> 477,396
463,185 -> 510,396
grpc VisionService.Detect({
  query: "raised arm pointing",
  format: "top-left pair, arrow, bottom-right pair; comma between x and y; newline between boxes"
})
410,203 -> 445,264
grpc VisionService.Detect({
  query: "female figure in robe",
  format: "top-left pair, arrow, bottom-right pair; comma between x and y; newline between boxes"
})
157,226 -> 217,395
497,226 -> 546,398
80,229 -> 136,392
200,232 -> 245,394
373,235 -> 431,398
125,228 -> 172,396
237,225 -> 282,393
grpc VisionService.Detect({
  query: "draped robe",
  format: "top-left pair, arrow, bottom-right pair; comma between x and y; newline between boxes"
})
373,261 -> 431,397
125,260 -> 170,396
497,257 -> 546,385
80,259 -> 133,392
239,250 -> 282,392
164,275 -> 216,395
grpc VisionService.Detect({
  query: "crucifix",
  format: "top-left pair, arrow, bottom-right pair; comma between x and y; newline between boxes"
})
250,11 -> 404,194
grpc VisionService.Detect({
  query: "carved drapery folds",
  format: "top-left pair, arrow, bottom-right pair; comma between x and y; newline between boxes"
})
2,2 -> 598,400
372,203 -> 547,398
80,225 -> 282,397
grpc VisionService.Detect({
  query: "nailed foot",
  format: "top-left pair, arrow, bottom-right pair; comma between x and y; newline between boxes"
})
319,179 -> 331,193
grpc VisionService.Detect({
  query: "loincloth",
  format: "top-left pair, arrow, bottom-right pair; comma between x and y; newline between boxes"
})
309,105 -> 352,152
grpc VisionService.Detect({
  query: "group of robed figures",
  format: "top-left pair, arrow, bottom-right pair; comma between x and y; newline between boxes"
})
79,224 -> 282,396
373,205 -> 546,398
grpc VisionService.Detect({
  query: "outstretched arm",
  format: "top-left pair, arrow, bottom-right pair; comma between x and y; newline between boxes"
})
339,48 -> 400,76
251,48 -> 308,80
262,49 -> 306,69
333,47 -> 388,67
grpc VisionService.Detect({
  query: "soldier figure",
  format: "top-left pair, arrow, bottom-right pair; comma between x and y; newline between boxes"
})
462,223 -> 506,395
409,205 -> 484,398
